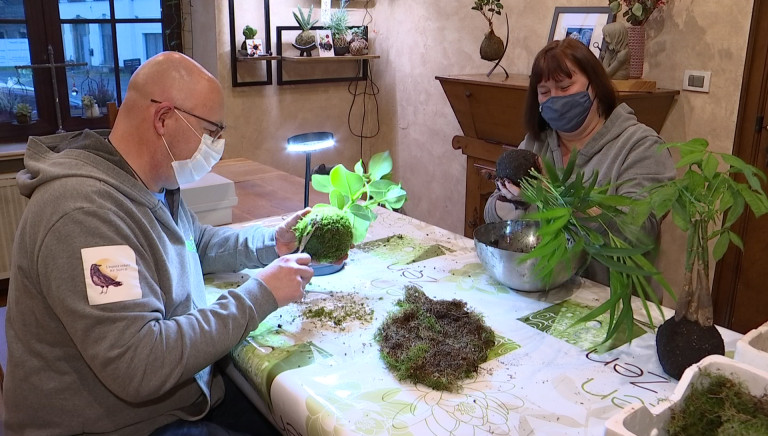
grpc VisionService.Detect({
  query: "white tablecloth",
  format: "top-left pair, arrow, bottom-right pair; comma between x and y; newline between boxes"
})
205,208 -> 741,436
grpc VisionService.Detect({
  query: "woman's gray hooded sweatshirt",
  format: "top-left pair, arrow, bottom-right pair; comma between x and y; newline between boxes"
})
5,130 -> 281,435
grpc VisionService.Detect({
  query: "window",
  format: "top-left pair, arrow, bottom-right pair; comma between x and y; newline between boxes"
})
0,0 -> 182,142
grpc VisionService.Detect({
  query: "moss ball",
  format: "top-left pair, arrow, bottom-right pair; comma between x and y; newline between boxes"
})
496,148 -> 541,185
293,208 -> 353,264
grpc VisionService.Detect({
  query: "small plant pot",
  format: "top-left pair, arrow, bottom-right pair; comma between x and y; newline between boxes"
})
15,114 -> 31,125
605,354 -> 768,435
734,320 -> 768,373
333,45 -> 349,56
84,104 -> 101,119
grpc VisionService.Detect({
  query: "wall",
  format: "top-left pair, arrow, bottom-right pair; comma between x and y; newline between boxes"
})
203,0 -> 754,304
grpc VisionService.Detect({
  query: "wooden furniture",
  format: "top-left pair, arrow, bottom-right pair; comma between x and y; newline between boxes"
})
211,158 -> 326,223
436,73 -> 680,238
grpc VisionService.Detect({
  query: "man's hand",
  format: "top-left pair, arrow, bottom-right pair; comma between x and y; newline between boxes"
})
275,208 -> 311,256
254,253 -> 313,306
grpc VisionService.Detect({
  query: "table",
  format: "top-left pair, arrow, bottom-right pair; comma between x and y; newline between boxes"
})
204,208 -> 741,436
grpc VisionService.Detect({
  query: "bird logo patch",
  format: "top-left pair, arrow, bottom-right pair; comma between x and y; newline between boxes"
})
81,245 -> 141,305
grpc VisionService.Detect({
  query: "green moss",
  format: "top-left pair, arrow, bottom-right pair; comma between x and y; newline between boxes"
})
374,285 -> 495,392
293,208 -> 353,264
667,370 -> 768,435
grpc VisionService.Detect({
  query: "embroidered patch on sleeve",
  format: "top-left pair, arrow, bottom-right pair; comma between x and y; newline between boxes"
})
81,245 -> 142,305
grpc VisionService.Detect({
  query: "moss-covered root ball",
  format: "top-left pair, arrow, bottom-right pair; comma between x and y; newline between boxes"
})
293,208 -> 353,264
495,148 -> 541,185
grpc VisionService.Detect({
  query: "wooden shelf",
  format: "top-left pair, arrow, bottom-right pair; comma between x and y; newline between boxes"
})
236,55 -> 280,62
280,54 -> 379,62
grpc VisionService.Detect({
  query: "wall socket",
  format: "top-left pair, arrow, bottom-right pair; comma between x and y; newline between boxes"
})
683,70 -> 711,93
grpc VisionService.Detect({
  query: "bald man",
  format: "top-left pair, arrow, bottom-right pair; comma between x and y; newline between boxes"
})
5,52 -> 311,435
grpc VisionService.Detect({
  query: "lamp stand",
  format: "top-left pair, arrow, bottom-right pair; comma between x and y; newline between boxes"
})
304,152 -> 312,208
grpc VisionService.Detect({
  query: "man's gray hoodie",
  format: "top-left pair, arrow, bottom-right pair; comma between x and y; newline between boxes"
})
5,130 -> 281,435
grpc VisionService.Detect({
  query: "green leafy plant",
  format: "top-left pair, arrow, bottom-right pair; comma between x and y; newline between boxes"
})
310,150 -> 407,244
14,102 -> 32,117
293,4 -> 319,48
471,0 -> 504,29
242,25 -> 257,40
327,0 -> 350,47
647,139 -> 768,327
518,153 -> 673,345
609,0 -> 668,26
81,95 -> 96,108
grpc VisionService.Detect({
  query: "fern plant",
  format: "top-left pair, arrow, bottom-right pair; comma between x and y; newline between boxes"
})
518,153 -> 673,344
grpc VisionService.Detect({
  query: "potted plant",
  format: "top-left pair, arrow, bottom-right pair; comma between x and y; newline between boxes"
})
293,151 -> 408,263
348,27 -> 368,56
471,0 -> 505,61
81,95 -> 99,118
648,138 -> 768,380
240,25 -> 257,53
518,153 -> 673,347
327,0 -> 350,56
293,5 -> 318,49
14,102 -> 32,124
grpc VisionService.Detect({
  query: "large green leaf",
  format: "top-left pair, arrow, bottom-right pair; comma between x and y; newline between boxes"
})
311,174 -> 333,193
368,151 -> 393,181
330,165 -> 365,201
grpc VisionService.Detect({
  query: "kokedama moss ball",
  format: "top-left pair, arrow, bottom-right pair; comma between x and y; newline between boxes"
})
495,148 -> 541,185
293,208 -> 353,264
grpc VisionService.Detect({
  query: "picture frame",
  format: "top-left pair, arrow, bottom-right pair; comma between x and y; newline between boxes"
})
316,30 -> 334,57
548,7 -> 615,58
246,38 -> 264,56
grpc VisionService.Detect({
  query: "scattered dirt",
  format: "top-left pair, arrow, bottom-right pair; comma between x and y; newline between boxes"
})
374,285 -> 495,392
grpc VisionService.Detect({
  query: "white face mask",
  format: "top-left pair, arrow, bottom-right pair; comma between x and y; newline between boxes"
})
162,109 -> 225,185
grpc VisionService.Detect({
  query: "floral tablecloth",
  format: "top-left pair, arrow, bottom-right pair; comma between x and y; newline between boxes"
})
205,208 -> 741,436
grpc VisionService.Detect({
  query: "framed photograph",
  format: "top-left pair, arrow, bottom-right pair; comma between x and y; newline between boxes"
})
246,38 -> 264,56
316,30 -> 334,57
548,7 -> 615,58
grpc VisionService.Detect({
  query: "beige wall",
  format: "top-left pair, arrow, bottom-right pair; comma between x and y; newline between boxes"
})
205,0 -> 754,303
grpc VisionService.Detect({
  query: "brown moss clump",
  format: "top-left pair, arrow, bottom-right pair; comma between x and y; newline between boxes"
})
667,370 -> 768,435
374,285 -> 495,392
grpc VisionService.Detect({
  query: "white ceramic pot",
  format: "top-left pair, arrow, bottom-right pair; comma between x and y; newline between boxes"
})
604,354 -> 768,436
734,320 -> 768,373
86,103 -> 100,118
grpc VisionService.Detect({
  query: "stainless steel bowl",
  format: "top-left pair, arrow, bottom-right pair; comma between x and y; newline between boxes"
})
473,220 -> 584,292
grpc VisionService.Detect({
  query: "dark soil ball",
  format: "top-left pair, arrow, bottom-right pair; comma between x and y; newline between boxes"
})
656,316 -> 725,380
496,148 -> 541,185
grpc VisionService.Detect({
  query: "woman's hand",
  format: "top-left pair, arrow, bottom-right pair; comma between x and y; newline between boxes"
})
274,208 -> 311,256
496,178 -> 522,200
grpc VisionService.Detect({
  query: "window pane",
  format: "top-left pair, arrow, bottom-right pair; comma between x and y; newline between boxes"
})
115,0 -> 161,19
116,22 -> 162,99
58,0 -> 112,20
0,0 -> 26,19
0,24 -> 36,124
62,22 -> 117,118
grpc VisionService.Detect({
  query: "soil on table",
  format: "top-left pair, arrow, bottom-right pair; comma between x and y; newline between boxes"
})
374,285 -> 495,392
656,317 -> 725,380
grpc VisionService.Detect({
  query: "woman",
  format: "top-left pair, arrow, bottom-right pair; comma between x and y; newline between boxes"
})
484,38 -> 675,285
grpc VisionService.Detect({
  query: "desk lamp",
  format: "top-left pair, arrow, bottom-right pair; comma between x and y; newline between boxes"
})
286,132 -> 335,208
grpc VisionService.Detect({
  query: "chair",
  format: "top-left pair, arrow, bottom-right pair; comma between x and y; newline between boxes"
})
107,102 -> 118,128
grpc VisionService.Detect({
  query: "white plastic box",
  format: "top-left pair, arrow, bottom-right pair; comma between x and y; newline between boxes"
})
180,172 -> 238,226
734,321 -> 768,373
604,354 -> 768,435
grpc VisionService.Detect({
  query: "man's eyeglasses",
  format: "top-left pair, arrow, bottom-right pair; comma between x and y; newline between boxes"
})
150,99 -> 225,139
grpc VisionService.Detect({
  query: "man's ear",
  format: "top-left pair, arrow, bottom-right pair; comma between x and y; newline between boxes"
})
152,102 -> 174,136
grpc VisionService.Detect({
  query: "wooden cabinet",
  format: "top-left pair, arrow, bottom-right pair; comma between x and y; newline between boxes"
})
436,73 -> 680,238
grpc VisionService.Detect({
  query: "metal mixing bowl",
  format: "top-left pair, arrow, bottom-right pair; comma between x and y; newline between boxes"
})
473,220 -> 585,292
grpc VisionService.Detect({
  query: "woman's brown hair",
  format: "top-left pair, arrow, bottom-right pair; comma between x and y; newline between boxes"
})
523,38 -> 617,140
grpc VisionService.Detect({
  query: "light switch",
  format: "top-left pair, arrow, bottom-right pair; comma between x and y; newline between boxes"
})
682,70 -> 711,93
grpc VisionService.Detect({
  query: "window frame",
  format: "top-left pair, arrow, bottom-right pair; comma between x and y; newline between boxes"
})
0,0 -> 182,143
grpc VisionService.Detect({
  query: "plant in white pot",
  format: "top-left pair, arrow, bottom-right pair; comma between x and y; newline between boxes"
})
82,95 -> 99,118
646,138 -> 768,380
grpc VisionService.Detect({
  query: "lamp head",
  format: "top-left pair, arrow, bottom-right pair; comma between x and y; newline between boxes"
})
286,131 -> 335,153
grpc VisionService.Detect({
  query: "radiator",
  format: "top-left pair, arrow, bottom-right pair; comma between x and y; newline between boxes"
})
0,174 -> 27,279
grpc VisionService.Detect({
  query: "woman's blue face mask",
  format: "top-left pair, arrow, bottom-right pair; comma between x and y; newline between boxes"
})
539,83 -> 592,133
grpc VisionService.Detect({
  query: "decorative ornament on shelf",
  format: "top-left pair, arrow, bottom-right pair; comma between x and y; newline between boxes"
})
327,0 -> 350,56
608,0 -> 669,79
471,0 -> 510,78
14,102 -> 32,125
81,95 -> 100,118
240,25 -> 257,53
293,4 -> 319,56
348,27 -> 369,56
